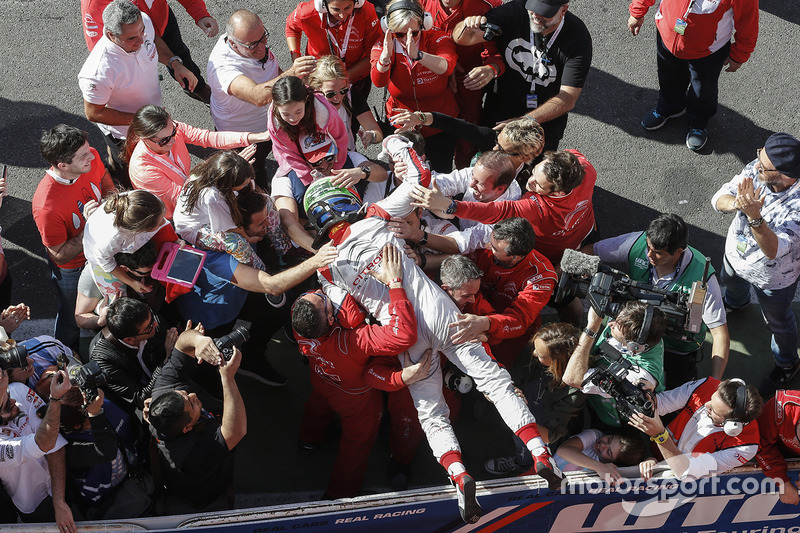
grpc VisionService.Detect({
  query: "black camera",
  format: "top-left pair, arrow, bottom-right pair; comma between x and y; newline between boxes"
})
583,341 -> 655,422
555,249 -> 706,341
479,22 -> 502,41
214,326 -> 250,361
73,360 -> 108,401
0,344 -> 28,371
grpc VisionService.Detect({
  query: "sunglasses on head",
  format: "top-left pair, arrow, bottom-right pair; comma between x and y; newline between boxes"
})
494,143 -> 521,157
323,87 -> 350,99
393,30 -> 420,39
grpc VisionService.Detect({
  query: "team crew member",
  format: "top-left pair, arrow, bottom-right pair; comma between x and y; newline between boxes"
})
370,0 -> 460,172
411,149 -> 595,265
629,377 -> 762,479
755,390 -> 800,505
303,135 -> 564,524
285,0 -> 382,95
291,243 -> 430,499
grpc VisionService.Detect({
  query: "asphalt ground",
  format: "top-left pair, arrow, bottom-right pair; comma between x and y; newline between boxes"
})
0,0 -> 799,507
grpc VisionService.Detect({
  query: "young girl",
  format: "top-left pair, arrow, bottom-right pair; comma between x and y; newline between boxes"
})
123,105 -> 270,219
307,55 -> 383,152
83,190 -> 168,297
173,151 -> 273,270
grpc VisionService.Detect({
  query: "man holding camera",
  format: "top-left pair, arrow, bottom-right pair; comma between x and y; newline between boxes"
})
581,213 -> 729,388
563,301 -> 667,429
0,368 -> 76,532
145,324 -> 243,511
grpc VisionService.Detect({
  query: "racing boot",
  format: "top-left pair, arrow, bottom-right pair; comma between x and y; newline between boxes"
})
522,448 -> 563,491
450,472 -> 482,524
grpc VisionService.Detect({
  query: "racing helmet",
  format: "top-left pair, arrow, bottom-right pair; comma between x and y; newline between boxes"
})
303,177 -> 363,249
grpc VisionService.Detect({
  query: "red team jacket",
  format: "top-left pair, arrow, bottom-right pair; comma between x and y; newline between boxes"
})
468,247 -> 557,344
285,1 -> 382,82
756,390 -> 800,483
628,0 -> 758,63
295,288 -> 415,394
454,150 -> 596,264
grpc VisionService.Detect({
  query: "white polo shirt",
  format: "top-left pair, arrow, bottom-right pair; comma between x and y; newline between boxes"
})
207,34 -> 281,133
78,13 -> 162,140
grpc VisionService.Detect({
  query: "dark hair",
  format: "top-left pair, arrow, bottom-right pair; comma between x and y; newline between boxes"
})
476,150 -> 516,190
530,322 -> 580,389
237,187 -> 269,230
148,392 -> 192,438
40,125 -> 89,166
492,217 -> 536,257
540,150 -> 585,193
182,151 -> 253,228
613,430 -> 648,467
646,213 -> 688,254
114,240 -> 157,270
103,191 -> 165,232
106,297 -> 151,340
615,301 -> 666,348
272,76 -> 316,144
122,105 -> 171,163
58,386 -> 87,432
291,296 -> 330,339
397,130 -> 425,156
718,380 -> 763,423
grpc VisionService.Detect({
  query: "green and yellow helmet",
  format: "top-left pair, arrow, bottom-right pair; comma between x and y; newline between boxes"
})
303,177 -> 363,249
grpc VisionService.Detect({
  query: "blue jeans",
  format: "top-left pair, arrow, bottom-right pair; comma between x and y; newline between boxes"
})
50,262 -> 82,351
721,256 -> 800,368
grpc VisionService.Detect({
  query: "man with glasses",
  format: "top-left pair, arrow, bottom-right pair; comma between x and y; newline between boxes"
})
0,368 -> 76,532
89,297 -> 178,419
207,9 -> 318,187
712,133 -> 800,397
452,0 -> 592,152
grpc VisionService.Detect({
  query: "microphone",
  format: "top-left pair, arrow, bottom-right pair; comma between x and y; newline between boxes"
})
560,248 -> 602,277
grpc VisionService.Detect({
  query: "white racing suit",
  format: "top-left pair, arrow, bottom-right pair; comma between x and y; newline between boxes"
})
318,136 -> 537,462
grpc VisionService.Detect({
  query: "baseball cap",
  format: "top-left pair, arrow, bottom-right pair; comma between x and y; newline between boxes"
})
764,132 -> 800,180
525,0 -> 568,18
301,134 -> 338,165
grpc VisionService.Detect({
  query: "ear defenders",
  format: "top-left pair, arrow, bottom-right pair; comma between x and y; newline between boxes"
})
626,305 -> 653,354
314,0 -> 366,14
723,378 -> 748,437
380,0 -> 433,33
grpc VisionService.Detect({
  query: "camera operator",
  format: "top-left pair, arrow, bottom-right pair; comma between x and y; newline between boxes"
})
0,368 -> 76,532
563,301 -> 667,429
581,213 -> 728,388
58,386 -> 148,519
145,324 -> 243,512
628,378 -> 761,480
90,297 -> 178,418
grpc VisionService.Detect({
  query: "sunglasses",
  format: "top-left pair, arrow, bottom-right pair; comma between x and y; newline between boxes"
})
494,143 -> 521,157
235,30 -> 269,51
323,87 -> 350,99
309,154 -> 337,167
151,122 -> 178,147
136,312 -> 159,337
393,30 -> 420,39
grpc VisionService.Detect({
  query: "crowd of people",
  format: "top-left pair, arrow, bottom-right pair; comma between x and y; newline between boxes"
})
1,0 -> 799,529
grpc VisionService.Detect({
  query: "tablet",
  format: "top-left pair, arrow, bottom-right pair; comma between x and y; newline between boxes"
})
151,243 -> 207,288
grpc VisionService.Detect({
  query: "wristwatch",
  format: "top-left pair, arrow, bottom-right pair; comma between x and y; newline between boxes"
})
651,430 -> 670,445
415,50 -> 424,61
582,328 -> 598,339
359,165 -> 371,180
445,199 -> 458,215
418,230 -> 429,246
747,217 -> 764,228
168,56 -> 183,68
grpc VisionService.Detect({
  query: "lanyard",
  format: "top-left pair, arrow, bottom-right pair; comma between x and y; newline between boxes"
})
153,149 -> 189,181
681,0 -> 696,20
528,17 -> 564,91
323,13 -> 355,59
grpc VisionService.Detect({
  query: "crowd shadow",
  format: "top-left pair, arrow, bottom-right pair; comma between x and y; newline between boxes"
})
572,67 -> 775,165
759,0 -> 800,24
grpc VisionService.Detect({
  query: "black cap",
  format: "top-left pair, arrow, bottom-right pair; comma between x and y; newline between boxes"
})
764,132 -> 800,180
525,0 -> 568,18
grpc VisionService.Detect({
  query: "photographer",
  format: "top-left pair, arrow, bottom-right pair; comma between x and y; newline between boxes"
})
628,378 -> 762,480
90,297 -> 178,417
59,387 -> 148,519
581,213 -> 728,387
563,301 -> 667,429
145,324 -> 242,512
0,368 -> 76,532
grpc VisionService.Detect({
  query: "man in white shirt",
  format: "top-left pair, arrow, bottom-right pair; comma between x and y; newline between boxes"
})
207,9 -> 317,186
0,368 -> 75,532
78,0 -> 197,187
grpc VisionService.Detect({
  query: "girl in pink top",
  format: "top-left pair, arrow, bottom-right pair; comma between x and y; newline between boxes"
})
123,105 -> 270,219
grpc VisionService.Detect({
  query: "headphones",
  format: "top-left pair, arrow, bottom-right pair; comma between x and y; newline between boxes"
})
625,305 -> 653,354
380,0 -> 433,33
314,0 -> 366,14
723,378 -> 748,437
